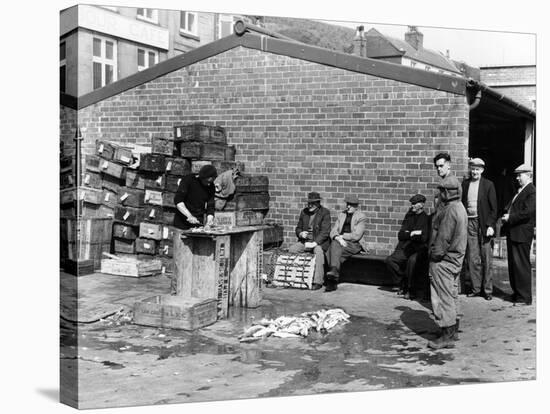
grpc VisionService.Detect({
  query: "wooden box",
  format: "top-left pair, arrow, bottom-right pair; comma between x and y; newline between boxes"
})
136,238 -> 157,255
60,155 -> 72,170
200,143 -> 229,161
101,174 -> 124,194
211,160 -> 245,174
225,193 -> 270,211
162,209 -> 175,225
81,201 -> 102,218
191,160 -> 212,174
144,189 -> 163,206
159,239 -> 173,257
101,188 -> 118,209
96,140 -> 133,165
272,253 -> 315,290
82,171 -> 102,189
60,170 -> 74,189
84,155 -> 101,172
165,158 -> 191,176
125,170 -> 145,190
165,175 -> 182,192
142,172 -> 165,190
78,187 -> 103,205
263,224 -> 284,247
99,158 -> 126,180
215,211 -> 264,227
151,136 -> 175,156
143,205 -> 164,223
174,123 -> 227,145
118,187 -> 145,208
113,238 -> 135,254
112,223 -> 139,240
175,141 -> 201,159
160,257 -> 174,274
234,175 -> 269,193
98,205 -> 115,218
96,140 -> 116,160
139,153 -> 166,172
162,192 -> 175,208
113,147 -> 134,165
114,206 -> 143,226
133,295 -> 218,330
100,254 -> 163,277
62,217 -> 113,270
60,188 -> 75,205
162,225 -> 176,240
139,222 -> 162,241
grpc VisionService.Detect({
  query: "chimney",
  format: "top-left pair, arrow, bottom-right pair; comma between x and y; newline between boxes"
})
446,49 -> 450,58
354,25 -> 366,57
405,26 -> 423,49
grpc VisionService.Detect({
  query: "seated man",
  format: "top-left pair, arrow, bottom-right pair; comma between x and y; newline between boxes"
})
288,192 -> 332,290
385,194 -> 430,299
325,195 -> 369,292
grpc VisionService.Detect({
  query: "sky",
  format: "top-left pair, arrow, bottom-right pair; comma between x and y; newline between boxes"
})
322,20 -> 536,67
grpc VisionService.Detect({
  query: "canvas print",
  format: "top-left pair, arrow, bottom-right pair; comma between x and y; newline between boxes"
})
59,2 -> 536,410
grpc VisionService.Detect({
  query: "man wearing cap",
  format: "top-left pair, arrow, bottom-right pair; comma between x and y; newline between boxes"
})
501,164 -> 536,306
461,158 -> 497,300
173,164 -> 217,230
385,194 -> 430,299
428,176 -> 468,349
288,192 -> 332,290
325,195 -> 369,292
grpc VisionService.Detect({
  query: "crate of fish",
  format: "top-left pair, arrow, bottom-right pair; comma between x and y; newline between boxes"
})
272,253 -> 315,290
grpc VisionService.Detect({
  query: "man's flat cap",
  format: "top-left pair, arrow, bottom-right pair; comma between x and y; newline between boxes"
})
468,157 -> 485,167
344,194 -> 360,204
437,175 -> 461,190
409,194 -> 426,204
514,164 -> 533,174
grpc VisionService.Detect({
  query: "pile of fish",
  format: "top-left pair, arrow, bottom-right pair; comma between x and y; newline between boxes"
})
239,308 -> 350,342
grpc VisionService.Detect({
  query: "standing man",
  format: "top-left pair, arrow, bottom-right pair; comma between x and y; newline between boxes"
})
325,195 -> 369,292
385,194 -> 430,299
501,164 -> 536,306
288,192 -> 332,290
461,158 -> 497,300
427,176 -> 468,349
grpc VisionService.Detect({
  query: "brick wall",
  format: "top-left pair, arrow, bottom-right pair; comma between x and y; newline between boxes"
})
61,46 -> 469,255
480,66 -> 536,109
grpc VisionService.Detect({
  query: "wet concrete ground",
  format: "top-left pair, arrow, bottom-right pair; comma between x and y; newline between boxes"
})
60,259 -> 536,409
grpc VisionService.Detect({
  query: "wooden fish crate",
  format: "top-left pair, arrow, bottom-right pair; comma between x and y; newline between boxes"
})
78,187 -> 103,205
98,158 -> 126,179
144,189 -> 163,206
113,223 -> 139,240
98,205 -> 115,218
200,143 -> 235,161
225,193 -> 270,211
174,123 -> 227,145
139,222 -> 162,241
96,140 -> 133,165
62,217 -> 114,270
191,160 -> 212,174
101,174 -> 124,194
160,257 -> 174,274
101,188 -> 118,209
162,210 -> 175,225
175,141 -> 201,159
143,205 -> 164,223
82,171 -> 102,189
113,238 -> 136,254
162,225 -> 176,240
118,187 -> 145,208
151,136 -> 175,156
100,253 -> 163,277
133,295 -> 218,330
272,253 -> 315,290
60,170 -> 75,189
136,238 -> 157,255
142,172 -> 165,190
165,157 -> 191,176
234,175 -> 269,193
165,175 -> 182,192
114,206 -> 143,226
84,155 -> 101,172
140,153 -> 167,172
214,210 -> 264,227
159,239 -> 173,257
125,170 -> 145,189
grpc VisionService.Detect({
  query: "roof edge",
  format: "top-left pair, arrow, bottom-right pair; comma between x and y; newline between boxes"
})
468,79 -> 536,119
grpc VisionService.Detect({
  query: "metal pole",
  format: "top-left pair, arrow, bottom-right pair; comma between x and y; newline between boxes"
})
74,126 -> 82,217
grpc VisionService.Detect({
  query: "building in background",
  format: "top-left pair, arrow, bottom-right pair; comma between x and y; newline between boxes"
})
60,4 -> 256,96
480,65 -> 536,110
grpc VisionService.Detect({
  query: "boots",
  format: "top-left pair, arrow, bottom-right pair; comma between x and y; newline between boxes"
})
453,319 -> 460,341
428,325 -> 456,349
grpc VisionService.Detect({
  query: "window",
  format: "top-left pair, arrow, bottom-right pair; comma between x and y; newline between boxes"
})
60,42 -> 66,93
92,36 -> 117,90
218,14 -> 235,38
425,65 -> 432,71
410,61 -> 417,68
180,11 -> 198,36
137,8 -> 158,23
137,47 -> 158,71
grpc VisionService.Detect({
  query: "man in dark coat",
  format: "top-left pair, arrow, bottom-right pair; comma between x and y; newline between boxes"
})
501,164 -> 536,305
289,192 -> 332,290
461,158 -> 498,300
385,193 -> 430,299
428,176 -> 468,349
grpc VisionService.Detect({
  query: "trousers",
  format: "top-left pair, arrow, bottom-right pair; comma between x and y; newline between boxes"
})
465,218 -> 494,295
326,240 -> 362,279
506,238 -> 533,303
288,242 -> 326,285
429,261 -> 460,328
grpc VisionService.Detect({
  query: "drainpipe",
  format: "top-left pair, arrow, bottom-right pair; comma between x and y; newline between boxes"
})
467,78 -> 482,110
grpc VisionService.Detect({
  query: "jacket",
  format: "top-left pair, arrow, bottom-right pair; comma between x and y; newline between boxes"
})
429,196 -> 468,272
503,182 -> 536,243
294,206 -> 332,251
396,210 -> 430,257
461,176 -> 498,235
330,210 -> 369,252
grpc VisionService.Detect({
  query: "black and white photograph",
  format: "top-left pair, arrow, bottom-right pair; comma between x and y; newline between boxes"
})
3,0 -> 547,413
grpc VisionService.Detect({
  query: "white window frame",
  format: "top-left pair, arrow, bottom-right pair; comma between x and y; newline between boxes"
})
218,14 -> 235,38
60,41 -> 67,93
92,35 -> 117,90
137,8 -> 158,24
180,11 -> 198,36
137,47 -> 159,71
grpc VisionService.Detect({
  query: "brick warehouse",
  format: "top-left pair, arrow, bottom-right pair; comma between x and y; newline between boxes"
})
59,22 -> 535,256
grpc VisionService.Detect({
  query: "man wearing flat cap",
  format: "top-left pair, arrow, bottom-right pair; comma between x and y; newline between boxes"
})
325,195 -> 369,292
173,164 -> 218,230
461,158 -> 497,300
289,192 -> 332,290
385,194 -> 430,299
427,176 -> 468,349
501,164 -> 536,306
